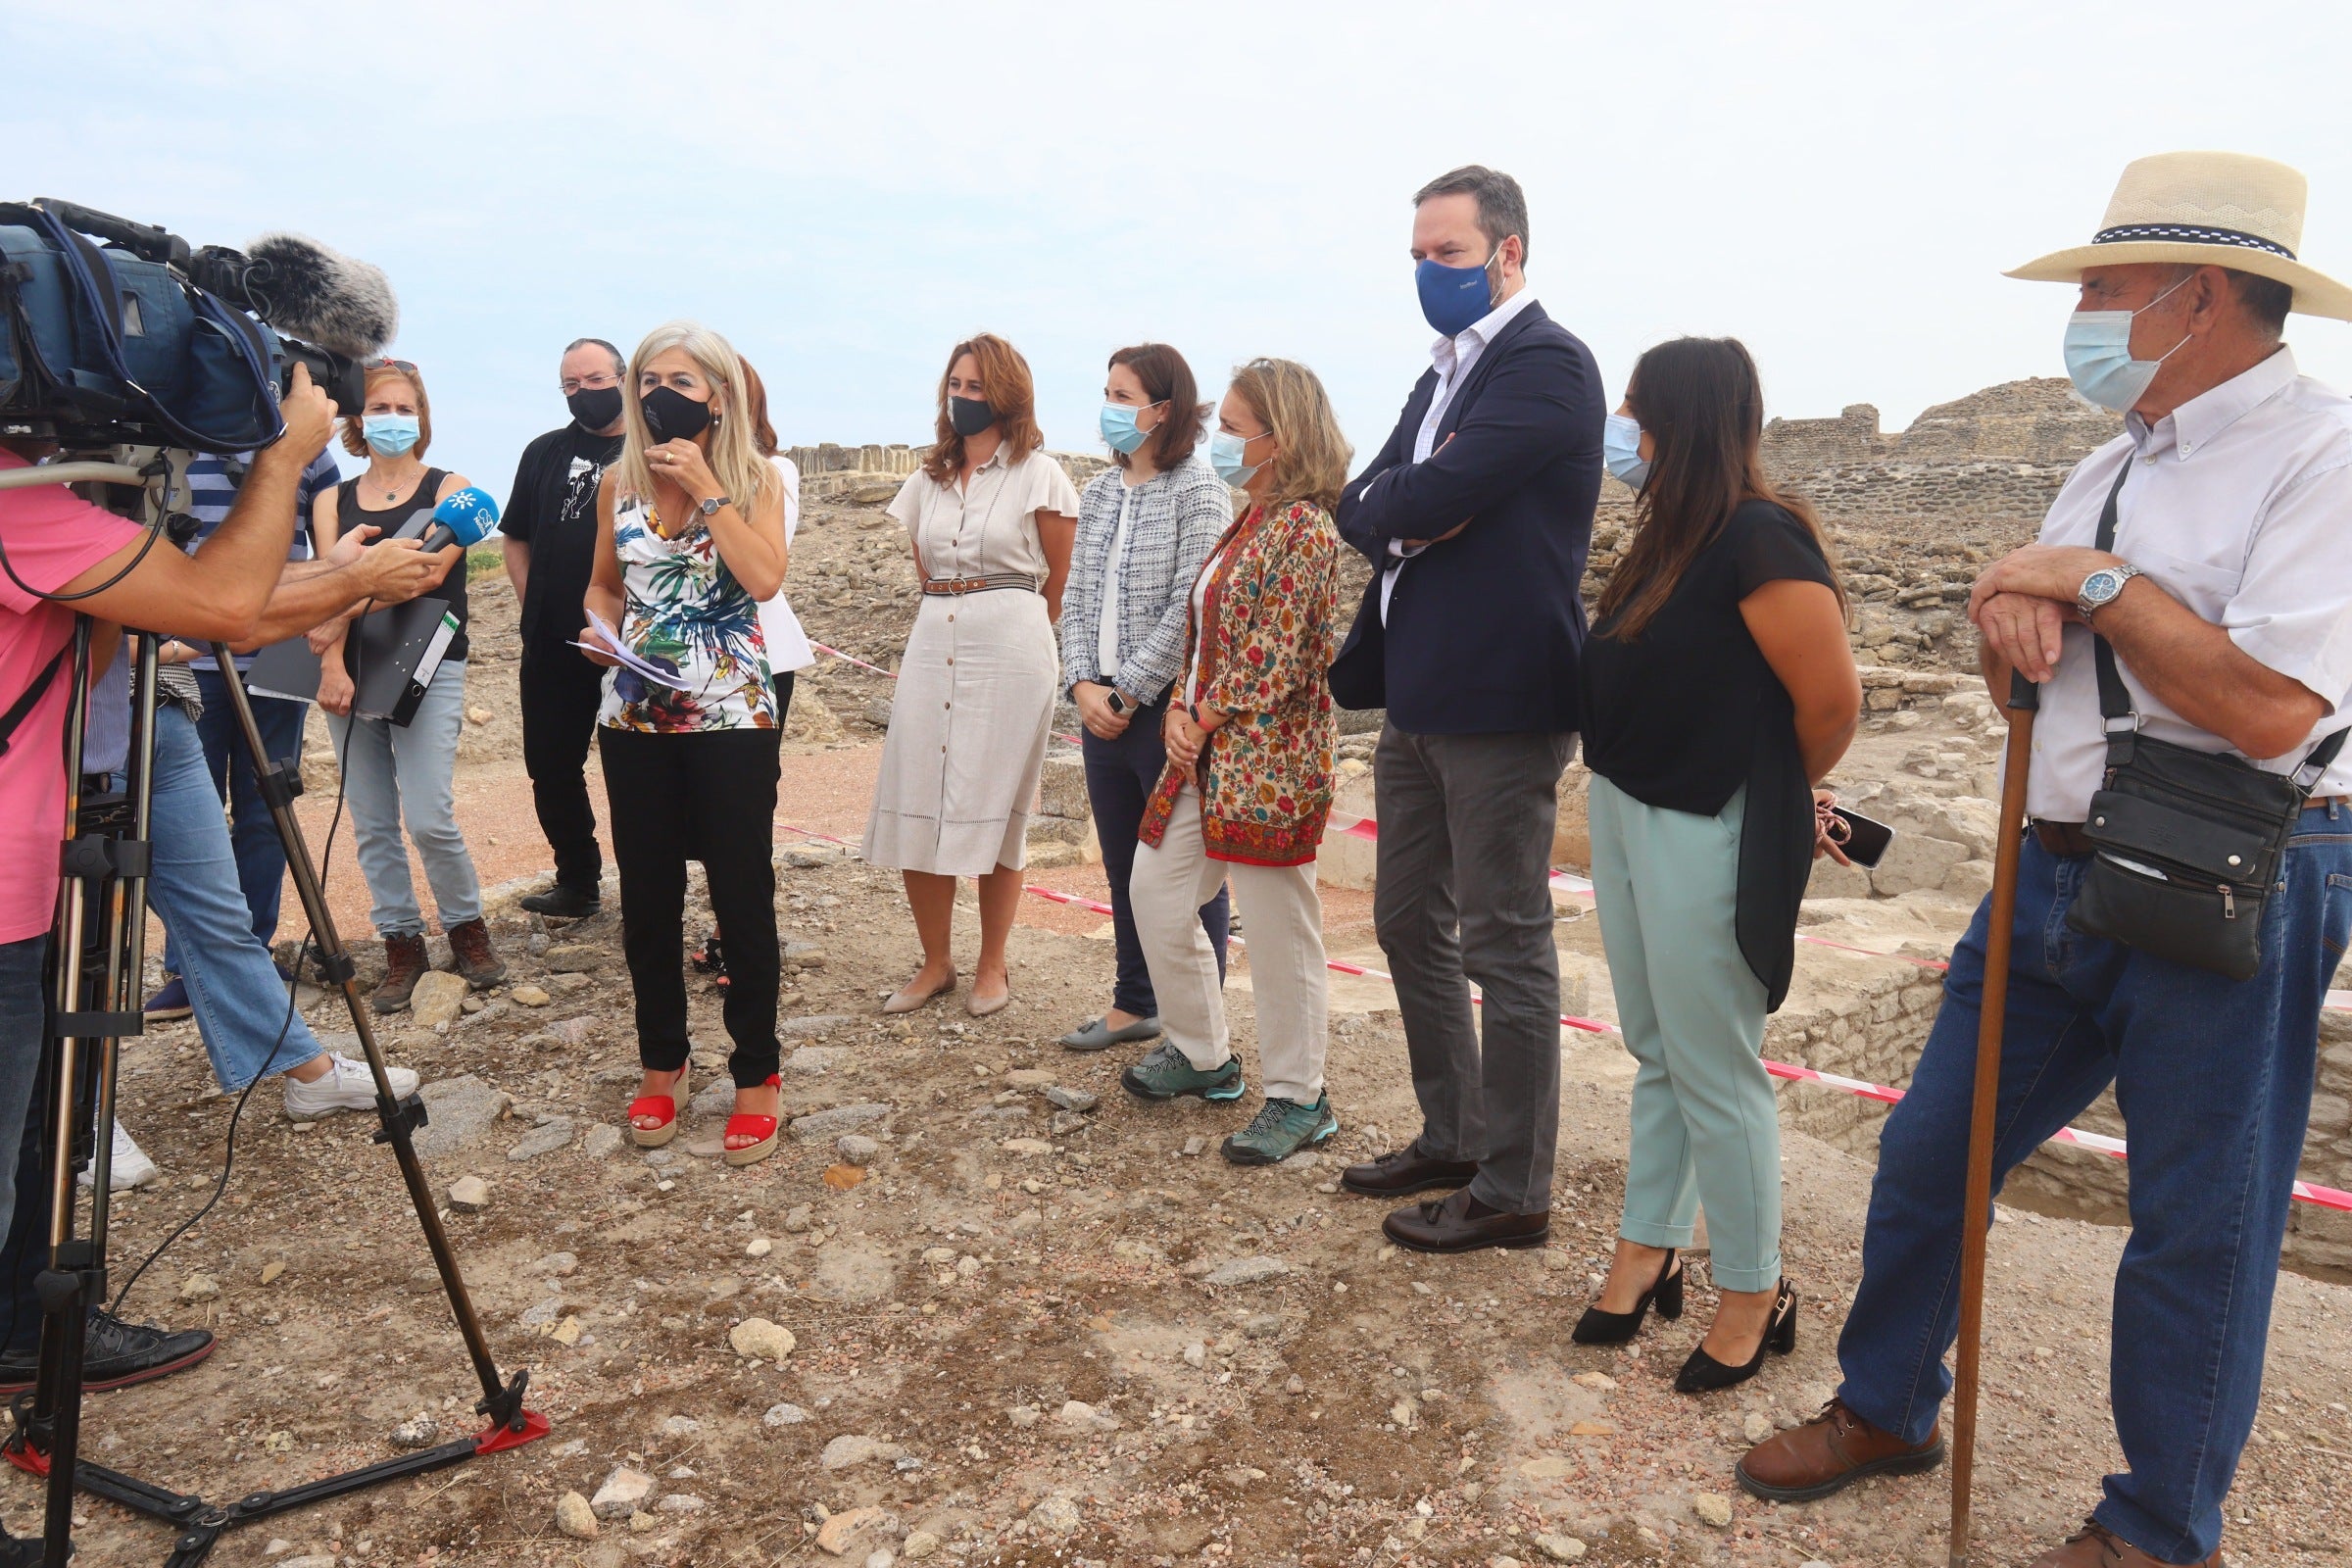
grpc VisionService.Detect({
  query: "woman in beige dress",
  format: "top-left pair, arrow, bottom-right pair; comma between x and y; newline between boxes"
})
866,334 -> 1079,1016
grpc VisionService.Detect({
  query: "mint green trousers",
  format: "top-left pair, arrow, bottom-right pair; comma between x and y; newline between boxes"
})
1587,775 -> 1782,1293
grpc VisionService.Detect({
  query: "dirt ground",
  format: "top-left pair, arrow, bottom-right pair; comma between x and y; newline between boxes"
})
51,501 -> 2350,1568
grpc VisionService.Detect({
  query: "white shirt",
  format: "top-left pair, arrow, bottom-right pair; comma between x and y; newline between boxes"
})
1381,286 -> 1543,623
1185,538 -> 1232,711
2018,345 -> 2352,819
754,456 -> 814,675
1097,477 -> 1137,683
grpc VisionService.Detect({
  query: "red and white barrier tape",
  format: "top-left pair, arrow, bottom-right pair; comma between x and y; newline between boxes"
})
771,820 -> 2352,1213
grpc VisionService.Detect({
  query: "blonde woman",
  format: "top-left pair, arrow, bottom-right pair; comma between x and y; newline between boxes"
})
578,321 -> 792,1166
865,334 -> 1079,1018
1121,360 -> 1348,1166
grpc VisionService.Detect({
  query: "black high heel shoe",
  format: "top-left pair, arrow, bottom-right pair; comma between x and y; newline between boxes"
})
1570,1248 -> 1684,1345
1674,1280 -> 1797,1395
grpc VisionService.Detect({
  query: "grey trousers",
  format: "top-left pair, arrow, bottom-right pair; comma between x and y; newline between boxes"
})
1372,724 -> 1576,1213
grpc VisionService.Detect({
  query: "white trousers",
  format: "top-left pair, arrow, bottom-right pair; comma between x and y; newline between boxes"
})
1130,790 -> 1330,1103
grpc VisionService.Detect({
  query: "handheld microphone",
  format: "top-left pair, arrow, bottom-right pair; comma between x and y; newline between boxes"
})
415,487 -> 500,554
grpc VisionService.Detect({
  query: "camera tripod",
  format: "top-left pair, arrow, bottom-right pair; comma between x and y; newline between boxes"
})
0,461 -> 546,1566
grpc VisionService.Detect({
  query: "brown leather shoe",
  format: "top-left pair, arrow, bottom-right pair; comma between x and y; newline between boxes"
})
1381,1188 -> 1548,1253
1341,1143 -> 1481,1198
2025,1520 -> 2219,1567
1735,1397 -> 1944,1502
372,932 -> 430,1014
447,917 -> 508,989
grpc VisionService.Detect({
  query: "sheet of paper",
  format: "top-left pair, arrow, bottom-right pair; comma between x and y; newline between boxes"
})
573,609 -> 694,690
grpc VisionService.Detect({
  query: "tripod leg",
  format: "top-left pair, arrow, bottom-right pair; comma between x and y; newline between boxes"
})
1947,672 -> 2038,1568
203,652 -> 514,1415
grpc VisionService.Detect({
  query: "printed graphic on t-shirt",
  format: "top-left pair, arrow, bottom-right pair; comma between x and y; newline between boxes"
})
563,455 -> 604,529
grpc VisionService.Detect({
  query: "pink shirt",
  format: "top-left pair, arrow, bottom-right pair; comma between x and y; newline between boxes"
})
0,450 -> 143,943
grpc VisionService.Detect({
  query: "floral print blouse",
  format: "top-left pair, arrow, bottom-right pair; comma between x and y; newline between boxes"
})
1140,499 -> 1342,866
596,492 -> 776,734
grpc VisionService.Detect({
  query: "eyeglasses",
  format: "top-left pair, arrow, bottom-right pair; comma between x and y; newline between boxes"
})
370,358 -> 418,373
559,372 -> 620,395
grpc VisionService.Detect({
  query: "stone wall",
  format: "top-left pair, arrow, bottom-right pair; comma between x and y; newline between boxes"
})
787,444 -> 1111,502
1760,403 -> 1889,475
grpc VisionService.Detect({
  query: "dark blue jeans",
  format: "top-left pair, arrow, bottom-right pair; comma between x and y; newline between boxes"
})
0,936 -> 49,1262
1083,698 -> 1228,1017
161,668 -> 307,972
1837,807 -> 2352,1562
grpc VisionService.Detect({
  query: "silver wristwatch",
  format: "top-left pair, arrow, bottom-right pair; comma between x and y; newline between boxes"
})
2077,562 -> 2142,620
698,494 -> 732,518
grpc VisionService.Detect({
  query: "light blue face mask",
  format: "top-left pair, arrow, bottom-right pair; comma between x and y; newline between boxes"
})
1602,413 -> 1650,489
1209,428 -> 1263,487
1100,400 -> 1164,457
2062,272 -> 2195,413
362,414 -> 421,457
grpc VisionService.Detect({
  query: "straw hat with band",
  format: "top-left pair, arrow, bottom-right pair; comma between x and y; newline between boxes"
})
2007,150 -> 2352,322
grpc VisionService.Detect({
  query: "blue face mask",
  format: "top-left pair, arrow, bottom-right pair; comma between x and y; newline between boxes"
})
1416,247 -> 1503,338
1209,429 -> 1263,487
362,414 -> 420,457
1100,400 -> 1163,457
2062,272 -> 2195,413
1602,413 -> 1650,489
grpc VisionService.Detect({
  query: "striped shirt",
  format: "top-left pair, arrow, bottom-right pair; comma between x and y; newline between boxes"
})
177,450 -> 343,672
1057,451 -> 1231,705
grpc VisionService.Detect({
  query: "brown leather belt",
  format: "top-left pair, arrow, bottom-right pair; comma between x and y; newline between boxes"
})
923,573 -> 1038,597
2035,796 -> 2352,858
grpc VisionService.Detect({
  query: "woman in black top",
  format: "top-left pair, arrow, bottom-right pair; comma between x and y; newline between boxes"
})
1570,337 -> 1860,1396
313,359 -> 506,1010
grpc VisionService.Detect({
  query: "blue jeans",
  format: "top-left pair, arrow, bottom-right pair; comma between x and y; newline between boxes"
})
161,669 -> 306,975
0,936 -> 50,1253
1837,808 -> 2352,1562
323,662 -> 482,937
1082,697 -> 1228,1016
144,705 -> 324,1090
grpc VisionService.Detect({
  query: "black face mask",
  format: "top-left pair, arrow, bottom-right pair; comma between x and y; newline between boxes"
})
566,384 -> 624,431
642,384 -> 713,442
948,395 -> 997,439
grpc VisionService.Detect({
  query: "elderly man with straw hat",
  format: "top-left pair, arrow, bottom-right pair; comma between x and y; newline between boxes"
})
1739,151 -> 2352,1566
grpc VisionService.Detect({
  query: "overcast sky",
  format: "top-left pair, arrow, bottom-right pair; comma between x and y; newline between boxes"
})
12,1 -> 2352,498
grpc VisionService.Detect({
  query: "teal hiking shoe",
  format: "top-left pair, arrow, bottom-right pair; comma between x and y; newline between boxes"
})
1222,1092 -> 1340,1165
1119,1042 -> 1246,1102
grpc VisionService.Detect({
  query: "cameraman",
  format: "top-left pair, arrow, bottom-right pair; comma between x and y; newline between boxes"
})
0,368 -> 456,1431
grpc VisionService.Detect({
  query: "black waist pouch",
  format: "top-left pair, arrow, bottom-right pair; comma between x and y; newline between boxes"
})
2062,463 -> 2344,979
2068,731 -> 2338,981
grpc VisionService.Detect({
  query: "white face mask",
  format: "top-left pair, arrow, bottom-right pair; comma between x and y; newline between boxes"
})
2062,272 -> 2195,412
1602,413 -> 1648,488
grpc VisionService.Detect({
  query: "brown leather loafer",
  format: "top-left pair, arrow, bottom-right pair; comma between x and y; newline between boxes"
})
1340,1143 -> 1481,1198
1381,1188 -> 1549,1253
1735,1397 -> 1944,1502
2026,1520 -> 2218,1567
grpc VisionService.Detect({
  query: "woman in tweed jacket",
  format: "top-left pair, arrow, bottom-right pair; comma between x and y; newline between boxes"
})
1122,358 -> 1348,1167
1054,343 -> 1234,1055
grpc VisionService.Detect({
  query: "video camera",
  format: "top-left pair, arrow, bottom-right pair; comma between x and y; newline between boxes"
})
0,197 -> 398,454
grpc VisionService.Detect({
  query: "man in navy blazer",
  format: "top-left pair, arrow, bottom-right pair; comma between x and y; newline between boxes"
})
1332,165 -> 1604,1253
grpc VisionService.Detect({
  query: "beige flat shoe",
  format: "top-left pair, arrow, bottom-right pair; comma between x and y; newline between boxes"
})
882,971 -> 956,1015
965,986 -> 1010,1018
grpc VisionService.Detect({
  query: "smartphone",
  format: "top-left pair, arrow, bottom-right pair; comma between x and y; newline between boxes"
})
1831,807 -> 1895,869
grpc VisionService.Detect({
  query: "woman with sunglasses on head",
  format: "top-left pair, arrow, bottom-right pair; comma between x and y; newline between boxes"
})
1054,343 -> 1234,1055
580,320 -> 791,1166
865,334 -> 1079,1018
1120,359 -> 1348,1166
312,357 -> 508,1010
1572,336 -> 1859,1393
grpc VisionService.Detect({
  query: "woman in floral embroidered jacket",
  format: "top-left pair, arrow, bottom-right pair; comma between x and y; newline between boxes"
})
1121,359 -> 1349,1167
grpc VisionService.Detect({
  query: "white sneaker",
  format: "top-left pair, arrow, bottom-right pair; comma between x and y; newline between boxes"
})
78,1120 -> 162,1192
282,1053 -> 422,1119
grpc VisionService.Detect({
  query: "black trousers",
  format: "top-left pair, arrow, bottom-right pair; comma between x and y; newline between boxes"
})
1082,696 -> 1229,1016
520,642 -> 609,896
598,726 -> 781,1088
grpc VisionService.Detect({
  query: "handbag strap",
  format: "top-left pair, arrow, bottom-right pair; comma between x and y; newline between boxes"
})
2086,456 -> 2349,787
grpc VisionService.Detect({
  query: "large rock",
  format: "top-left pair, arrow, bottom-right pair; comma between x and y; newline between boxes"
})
1870,832 -> 1971,897
408,971 -> 469,1028
789,1103 -> 891,1143
1038,754 -> 1091,820
818,1435 -> 906,1471
410,1076 -> 511,1158
589,1465 -> 653,1519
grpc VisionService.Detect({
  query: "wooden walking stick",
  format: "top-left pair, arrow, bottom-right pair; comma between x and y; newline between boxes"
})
1949,669 -> 2038,1567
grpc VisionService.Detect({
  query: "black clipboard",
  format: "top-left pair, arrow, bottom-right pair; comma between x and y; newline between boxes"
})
352,597 -> 462,725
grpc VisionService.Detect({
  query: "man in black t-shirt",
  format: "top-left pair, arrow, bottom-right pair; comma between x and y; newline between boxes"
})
503,336 -> 629,917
